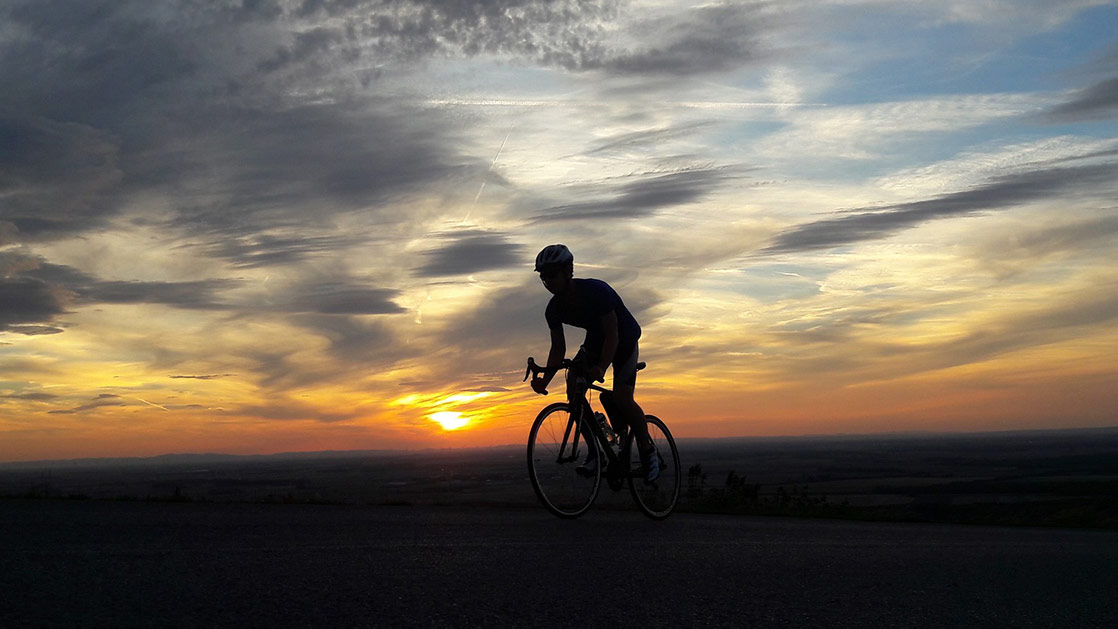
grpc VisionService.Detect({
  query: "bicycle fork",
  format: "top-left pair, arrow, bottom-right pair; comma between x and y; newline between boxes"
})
556,403 -> 591,465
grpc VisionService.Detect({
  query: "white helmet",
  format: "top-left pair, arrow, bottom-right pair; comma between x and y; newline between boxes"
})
534,244 -> 574,272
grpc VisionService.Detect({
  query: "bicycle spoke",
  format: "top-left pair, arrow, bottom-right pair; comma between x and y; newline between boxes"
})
528,403 -> 600,518
627,415 -> 680,520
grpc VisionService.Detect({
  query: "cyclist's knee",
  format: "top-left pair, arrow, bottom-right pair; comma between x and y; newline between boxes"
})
613,383 -> 635,402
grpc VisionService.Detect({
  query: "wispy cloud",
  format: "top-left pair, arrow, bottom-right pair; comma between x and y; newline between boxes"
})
764,158 -> 1118,254
1045,78 -> 1118,122
530,167 -> 744,223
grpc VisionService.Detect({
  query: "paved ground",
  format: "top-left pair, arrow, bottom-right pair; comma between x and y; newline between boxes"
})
2,500 -> 1116,627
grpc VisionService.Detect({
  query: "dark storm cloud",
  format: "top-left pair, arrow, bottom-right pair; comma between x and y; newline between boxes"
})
530,167 -> 738,223
763,159 -> 1118,254
414,231 -> 526,277
1044,77 -> 1118,122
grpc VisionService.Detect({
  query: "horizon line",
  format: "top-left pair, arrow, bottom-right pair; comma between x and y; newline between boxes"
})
2,425 -> 1116,468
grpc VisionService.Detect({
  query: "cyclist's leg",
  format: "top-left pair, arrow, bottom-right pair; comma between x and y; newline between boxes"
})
565,362 -> 597,454
612,344 -> 652,457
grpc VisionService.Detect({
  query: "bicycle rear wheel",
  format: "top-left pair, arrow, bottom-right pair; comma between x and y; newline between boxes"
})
627,415 -> 680,520
527,402 -> 601,518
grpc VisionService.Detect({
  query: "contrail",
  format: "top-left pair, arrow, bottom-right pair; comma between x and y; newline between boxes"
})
135,397 -> 170,411
465,127 -> 513,223
426,98 -> 827,109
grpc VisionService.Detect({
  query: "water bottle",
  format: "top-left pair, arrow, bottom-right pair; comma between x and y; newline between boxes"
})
595,412 -> 615,445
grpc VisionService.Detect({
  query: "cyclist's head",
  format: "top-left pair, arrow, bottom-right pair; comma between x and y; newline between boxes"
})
535,244 -> 573,272
535,244 -> 574,292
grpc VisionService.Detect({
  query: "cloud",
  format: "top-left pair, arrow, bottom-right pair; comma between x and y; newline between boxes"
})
286,283 -> 405,315
258,0 -> 775,78
580,121 -> 718,157
0,116 -> 122,241
47,394 -> 126,415
191,233 -> 368,270
21,259 -> 236,310
870,280 -> 1118,379
763,159 -> 1118,254
1045,77 -> 1118,122
0,1 -> 480,259
157,103 -> 465,232
595,2 -> 775,76
258,0 -> 619,75
81,280 -> 237,309
0,277 -> 70,333
530,167 -> 741,223
0,254 -> 243,334
414,231 -> 526,277
753,95 -> 1037,162
1,392 -> 58,402
969,214 -> 1118,278
222,401 -> 362,423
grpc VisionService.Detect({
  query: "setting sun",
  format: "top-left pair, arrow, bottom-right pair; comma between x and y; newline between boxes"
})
430,412 -> 469,431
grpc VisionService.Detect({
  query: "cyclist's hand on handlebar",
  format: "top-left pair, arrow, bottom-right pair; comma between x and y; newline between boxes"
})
588,364 -> 606,383
530,377 -> 549,395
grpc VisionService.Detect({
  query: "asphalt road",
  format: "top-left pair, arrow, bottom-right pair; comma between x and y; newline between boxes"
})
2,500 -> 1115,627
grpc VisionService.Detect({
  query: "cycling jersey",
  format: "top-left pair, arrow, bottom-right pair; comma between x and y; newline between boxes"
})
545,278 -> 641,361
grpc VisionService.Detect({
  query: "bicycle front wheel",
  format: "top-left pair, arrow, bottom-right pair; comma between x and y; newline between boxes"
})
527,402 -> 601,518
627,415 -> 680,520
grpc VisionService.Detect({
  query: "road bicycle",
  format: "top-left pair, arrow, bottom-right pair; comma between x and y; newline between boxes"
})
523,355 -> 680,520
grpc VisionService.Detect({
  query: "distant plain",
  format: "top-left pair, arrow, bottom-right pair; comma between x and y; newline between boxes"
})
2,427 -> 1116,529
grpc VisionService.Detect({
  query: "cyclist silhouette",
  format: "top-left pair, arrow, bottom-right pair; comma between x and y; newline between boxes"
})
531,244 -> 659,481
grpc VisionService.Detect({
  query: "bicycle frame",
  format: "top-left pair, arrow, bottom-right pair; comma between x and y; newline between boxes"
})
525,357 -> 642,480
526,355 -> 679,519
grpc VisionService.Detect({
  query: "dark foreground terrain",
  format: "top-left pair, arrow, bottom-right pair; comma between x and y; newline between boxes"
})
3,428 -> 1116,529
1,500 -> 1116,627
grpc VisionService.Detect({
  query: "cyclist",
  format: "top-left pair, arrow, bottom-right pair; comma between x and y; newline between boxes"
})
530,244 -> 659,481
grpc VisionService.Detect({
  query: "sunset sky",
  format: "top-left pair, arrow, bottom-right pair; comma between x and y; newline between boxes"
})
2,0 -> 1117,462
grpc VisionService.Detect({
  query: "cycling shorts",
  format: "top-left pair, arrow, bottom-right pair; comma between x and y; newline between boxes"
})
613,343 -> 639,388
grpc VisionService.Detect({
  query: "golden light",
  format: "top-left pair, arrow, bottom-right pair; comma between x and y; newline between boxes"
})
429,411 -> 469,431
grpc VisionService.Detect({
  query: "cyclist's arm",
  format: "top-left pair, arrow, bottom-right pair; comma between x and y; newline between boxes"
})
594,310 -> 619,379
540,327 -> 566,388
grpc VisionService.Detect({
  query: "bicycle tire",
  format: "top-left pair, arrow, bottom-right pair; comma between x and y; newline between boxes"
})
626,415 -> 680,520
527,402 -> 601,518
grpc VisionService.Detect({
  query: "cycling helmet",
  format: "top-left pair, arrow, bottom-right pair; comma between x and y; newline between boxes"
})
534,244 -> 574,272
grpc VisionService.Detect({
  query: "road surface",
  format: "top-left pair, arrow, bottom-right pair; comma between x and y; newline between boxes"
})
2,500 -> 1115,627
